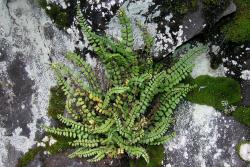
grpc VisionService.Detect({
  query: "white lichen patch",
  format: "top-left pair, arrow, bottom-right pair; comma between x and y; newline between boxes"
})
239,142 -> 250,162
191,53 -> 225,78
0,0 -> 80,166
241,70 -> 250,80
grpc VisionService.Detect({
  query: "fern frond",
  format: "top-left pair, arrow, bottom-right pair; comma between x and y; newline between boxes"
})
44,126 -> 87,139
66,52 -> 100,91
118,9 -> 134,49
137,20 -> 154,54
102,86 -> 130,109
57,114 -> 92,132
148,132 -> 176,145
125,146 -> 149,163
69,138 -> 101,147
93,119 -> 114,134
69,146 -> 113,160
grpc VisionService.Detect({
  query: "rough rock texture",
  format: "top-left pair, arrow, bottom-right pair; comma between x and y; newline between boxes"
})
27,151 -> 129,167
163,50 -> 250,167
164,103 -> 250,167
105,0 -> 236,56
0,0 -> 77,166
0,0 -> 247,167
241,58 -> 250,107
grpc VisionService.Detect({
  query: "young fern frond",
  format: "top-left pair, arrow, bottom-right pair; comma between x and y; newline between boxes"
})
137,20 -> 154,54
118,9 -> 134,50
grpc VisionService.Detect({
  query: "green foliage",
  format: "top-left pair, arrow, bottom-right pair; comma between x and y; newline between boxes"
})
203,0 -> 223,6
187,75 -> 241,110
17,147 -> 43,167
137,21 -> 154,54
46,135 -> 73,155
232,107 -> 250,126
38,0 -> 71,29
129,145 -> 164,167
223,0 -> 250,42
45,6 -> 208,163
48,86 -> 66,119
163,0 -> 198,15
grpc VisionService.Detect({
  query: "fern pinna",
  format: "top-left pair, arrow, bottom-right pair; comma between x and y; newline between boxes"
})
44,7 -> 208,163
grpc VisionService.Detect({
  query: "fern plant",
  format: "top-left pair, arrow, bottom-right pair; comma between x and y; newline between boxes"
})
44,6 -> 208,163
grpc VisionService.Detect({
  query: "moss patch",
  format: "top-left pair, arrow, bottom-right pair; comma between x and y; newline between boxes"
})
223,0 -> 250,43
162,0 -> 198,16
232,107 -> 250,126
129,145 -> 164,167
17,147 -> 44,167
46,135 -> 72,155
187,75 -> 241,110
38,0 -> 72,29
46,86 -> 71,153
48,86 -> 66,119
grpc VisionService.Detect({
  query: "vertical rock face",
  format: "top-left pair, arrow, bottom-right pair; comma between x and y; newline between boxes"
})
105,0 -> 236,57
0,0 -> 246,166
0,0 -> 77,166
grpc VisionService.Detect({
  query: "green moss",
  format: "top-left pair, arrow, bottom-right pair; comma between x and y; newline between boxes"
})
203,0 -> 222,6
38,0 -> 71,29
232,107 -> 250,126
46,135 -> 72,155
187,75 -> 241,110
17,147 -> 44,167
48,86 -> 66,119
223,0 -> 250,43
163,0 -> 198,16
129,145 -> 164,167
46,86 -> 71,154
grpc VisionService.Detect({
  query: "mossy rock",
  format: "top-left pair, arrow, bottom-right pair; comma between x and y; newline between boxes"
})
129,145 -> 164,167
223,0 -> 250,43
38,0 -> 73,29
232,107 -> 250,126
17,147 -> 44,167
46,135 -> 73,155
161,0 -> 198,16
187,75 -> 241,110
48,86 -> 66,119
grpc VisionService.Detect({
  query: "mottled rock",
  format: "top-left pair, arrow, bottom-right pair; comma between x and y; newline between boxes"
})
104,0 -> 236,56
164,103 -> 250,167
43,153 -> 129,167
0,0 -> 77,166
27,151 -> 129,167
0,0 -> 246,167
242,59 -> 250,107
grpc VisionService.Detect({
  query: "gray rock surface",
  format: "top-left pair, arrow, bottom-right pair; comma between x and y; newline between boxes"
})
27,151 -> 129,167
242,58 -> 250,107
0,0 -> 76,166
0,0 -> 247,166
105,0 -> 236,57
164,103 -> 250,167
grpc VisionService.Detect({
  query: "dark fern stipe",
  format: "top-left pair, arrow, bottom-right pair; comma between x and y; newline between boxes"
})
44,5 -> 208,163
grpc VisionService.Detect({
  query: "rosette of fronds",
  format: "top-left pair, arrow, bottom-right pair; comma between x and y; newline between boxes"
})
44,7 -> 208,163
